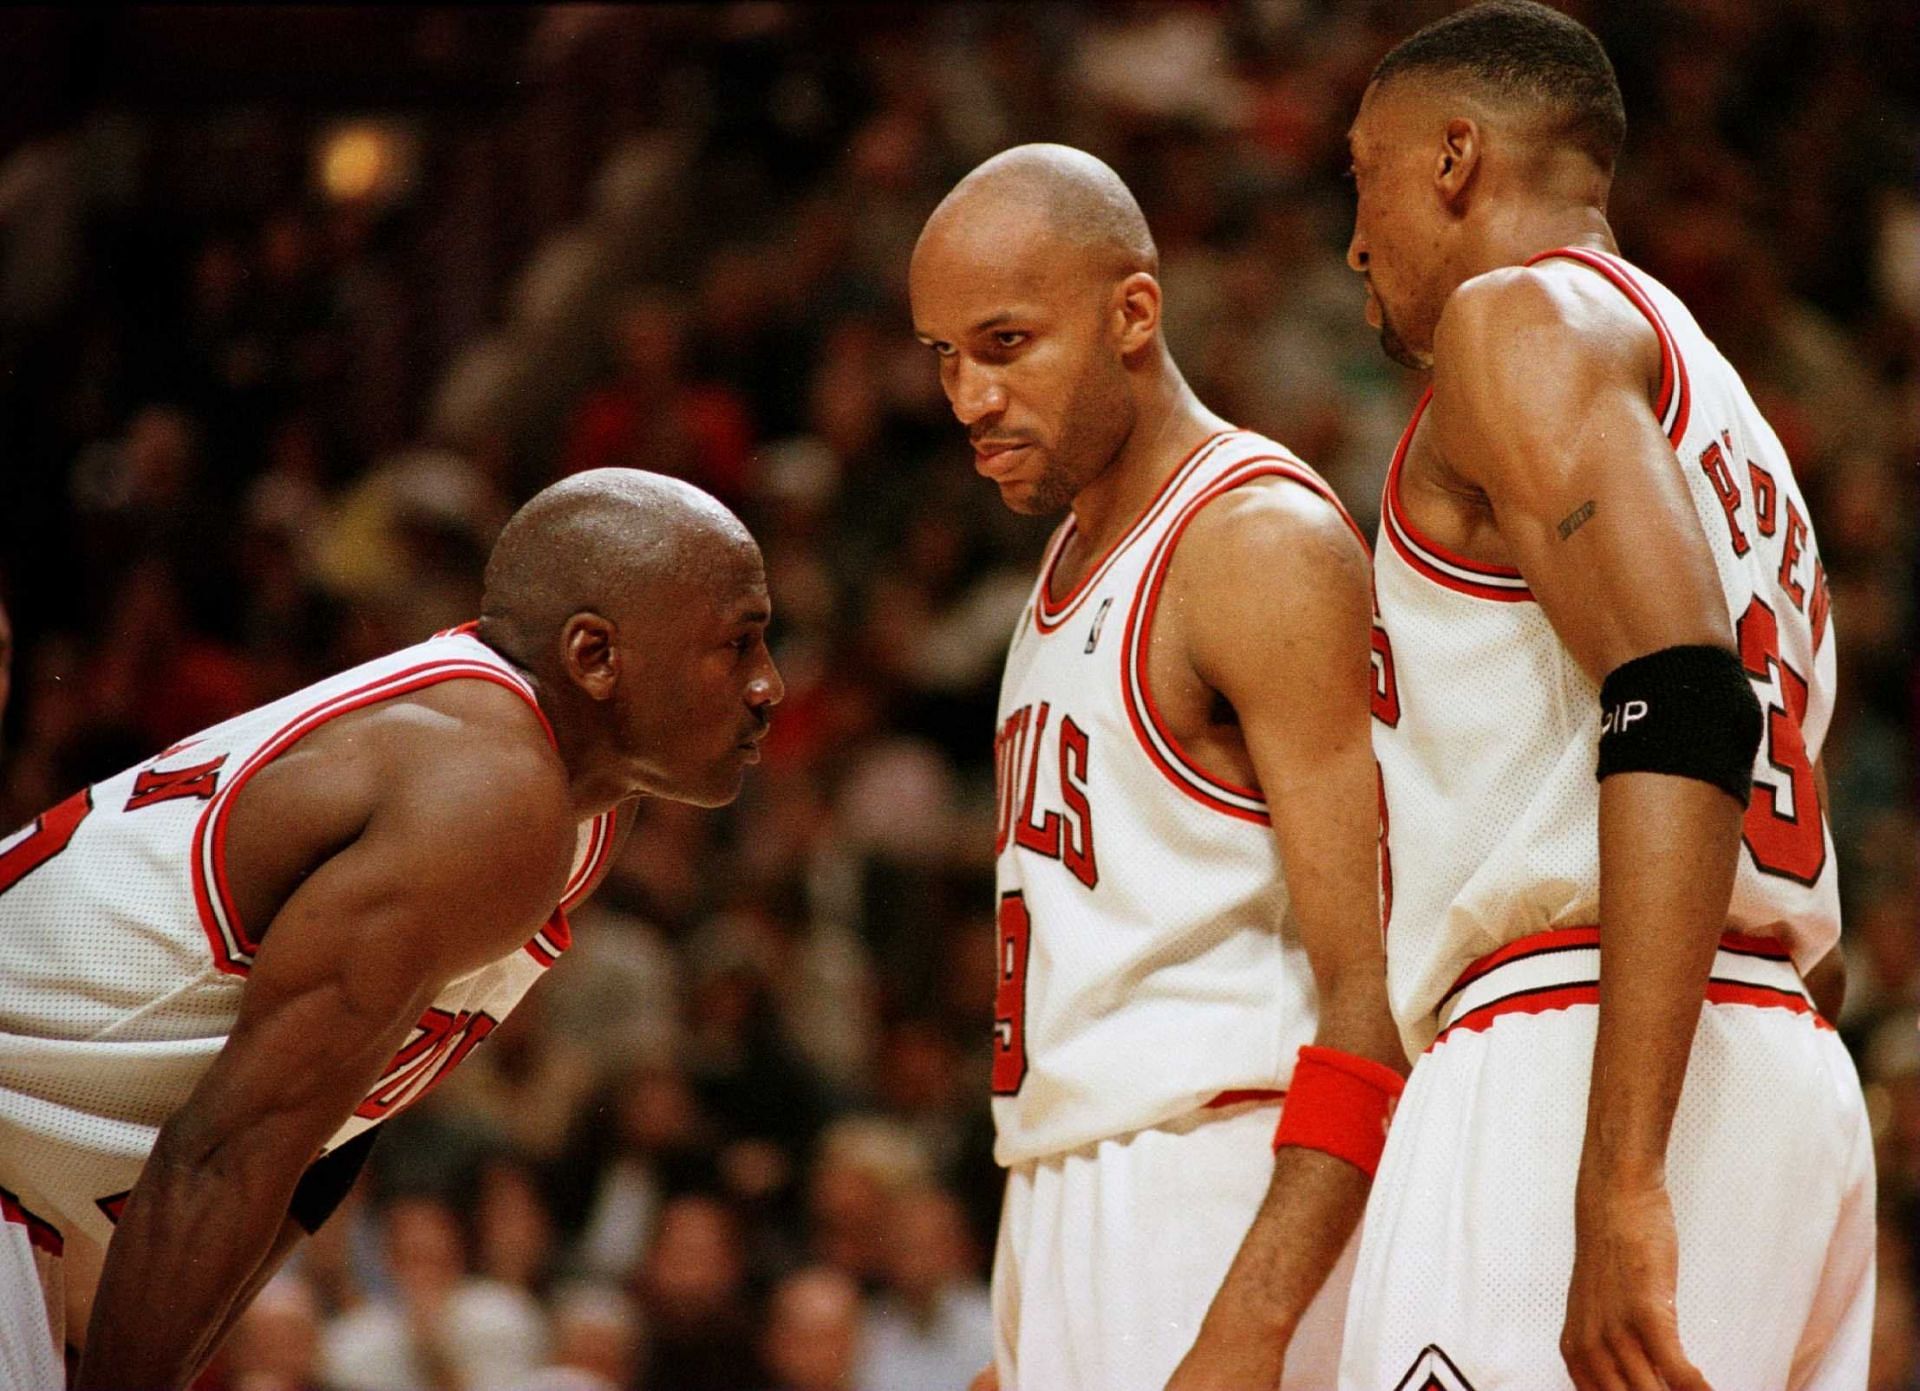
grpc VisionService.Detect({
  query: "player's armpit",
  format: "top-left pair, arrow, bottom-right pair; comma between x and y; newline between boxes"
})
75,739 -> 576,1391
1426,264 -> 1732,679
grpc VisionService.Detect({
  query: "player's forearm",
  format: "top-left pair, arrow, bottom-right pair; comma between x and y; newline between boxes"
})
76,1139 -> 303,1389
1211,1144 -> 1370,1339
1579,772 -> 1742,1195
186,1216 -> 308,1385
1193,968 -> 1401,1354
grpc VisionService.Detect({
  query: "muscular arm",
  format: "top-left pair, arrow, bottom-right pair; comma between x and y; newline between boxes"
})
1427,265 -> 1739,1391
75,719 -> 574,1391
1168,480 -> 1406,1385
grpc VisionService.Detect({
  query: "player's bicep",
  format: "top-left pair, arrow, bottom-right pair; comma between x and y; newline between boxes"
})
1431,274 -> 1731,682
1183,487 -> 1381,967
1184,484 -> 1375,772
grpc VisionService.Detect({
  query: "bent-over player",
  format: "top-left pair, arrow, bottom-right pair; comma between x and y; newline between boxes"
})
1341,5 -> 1874,1388
0,469 -> 783,1390
911,144 -> 1406,1391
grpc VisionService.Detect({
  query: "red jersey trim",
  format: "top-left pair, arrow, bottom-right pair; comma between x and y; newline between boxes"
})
1526,247 -> 1692,447
1033,431 -> 1241,634
0,1185 -> 62,1257
1380,389 -> 1536,604
1206,1087 -> 1288,1109
523,803 -> 618,965
191,648 -> 553,977
1121,456 -> 1368,825
559,804 -> 617,910
524,912 -> 569,968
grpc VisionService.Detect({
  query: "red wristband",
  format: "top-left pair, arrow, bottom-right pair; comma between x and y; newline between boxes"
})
1271,1044 -> 1406,1178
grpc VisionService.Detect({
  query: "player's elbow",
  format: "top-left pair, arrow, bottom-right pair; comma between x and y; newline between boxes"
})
147,1104 -> 304,1209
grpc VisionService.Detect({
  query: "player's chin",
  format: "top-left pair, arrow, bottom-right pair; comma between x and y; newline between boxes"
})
650,755 -> 752,809
997,478 -> 1060,517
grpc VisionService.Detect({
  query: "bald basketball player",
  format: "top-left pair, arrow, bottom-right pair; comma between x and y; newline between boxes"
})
912,145 -> 1406,1391
0,469 -> 782,1390
1342,5 -> 1872,1388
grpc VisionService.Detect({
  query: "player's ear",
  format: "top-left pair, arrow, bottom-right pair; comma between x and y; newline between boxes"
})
1114,272 -> 1161,356
1437,117 -> 1480,209
560,612 -> 620,701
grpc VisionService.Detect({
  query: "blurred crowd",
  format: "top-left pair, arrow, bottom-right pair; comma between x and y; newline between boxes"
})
0,3 -> 1914,1387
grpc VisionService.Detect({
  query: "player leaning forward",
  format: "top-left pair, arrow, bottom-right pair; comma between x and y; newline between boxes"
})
911,145 -> 1407,1391
1342,4 -> 1874,1389
0,470 -> 783,1390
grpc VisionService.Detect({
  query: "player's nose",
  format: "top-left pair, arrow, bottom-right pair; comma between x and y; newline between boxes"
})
749,652 -> 785,709
1346,226 -> 1369,275
949,359 -> 1006,426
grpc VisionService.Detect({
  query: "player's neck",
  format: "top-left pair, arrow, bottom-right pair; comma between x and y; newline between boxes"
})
1469,202 -> 1616,279
1069,374 -> 1227,560
514,676 -> 636,820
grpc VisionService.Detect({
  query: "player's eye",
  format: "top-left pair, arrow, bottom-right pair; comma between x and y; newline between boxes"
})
928,341 -> 955,358
993,331 -> 1028,349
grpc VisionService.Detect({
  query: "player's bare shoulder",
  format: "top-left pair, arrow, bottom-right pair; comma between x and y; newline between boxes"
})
363,677 -> 577,864
1168,470 -> 1373,700
1174,474 -> 1371,622
1441,261 -> 1654,377
1429,259 -> 1663,492
221,672 -> 577,957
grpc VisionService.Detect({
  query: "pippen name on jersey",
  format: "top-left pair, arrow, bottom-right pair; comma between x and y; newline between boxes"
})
1697,428 -> 1831,650
993,700 -> 1097,890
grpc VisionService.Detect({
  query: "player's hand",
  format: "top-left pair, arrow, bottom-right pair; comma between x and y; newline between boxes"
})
1561,1179 -> 1713,1391
967,1363 -> 1000,1391
1163,1324 -> 1286,1391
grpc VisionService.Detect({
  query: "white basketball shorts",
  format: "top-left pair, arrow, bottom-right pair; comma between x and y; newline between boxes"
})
993,1095 -> 1356,1391
1340,927 -> 1876,1391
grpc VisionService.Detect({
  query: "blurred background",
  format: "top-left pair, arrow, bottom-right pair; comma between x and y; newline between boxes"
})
0,3 -> 1913,1388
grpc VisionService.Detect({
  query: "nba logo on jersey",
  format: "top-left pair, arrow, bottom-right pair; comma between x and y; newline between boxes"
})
1392,1346 -> 1479,1391
1083,597 -> 1113,654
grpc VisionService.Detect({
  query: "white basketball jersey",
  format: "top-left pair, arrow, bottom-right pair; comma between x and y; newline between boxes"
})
0,627 -> 616,1248
991,429 -> 1361,1165
1371,248 -> 1839,1054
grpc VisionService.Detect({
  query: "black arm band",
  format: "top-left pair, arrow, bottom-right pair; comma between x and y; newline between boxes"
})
1595,644 -> 1762,805
289,1128 -> 379,1234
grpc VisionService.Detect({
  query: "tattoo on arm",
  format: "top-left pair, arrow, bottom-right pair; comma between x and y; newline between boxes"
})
1557,500 -> 1597,540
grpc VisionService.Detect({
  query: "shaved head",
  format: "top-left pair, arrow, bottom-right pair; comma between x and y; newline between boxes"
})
479,469 -> 779,808
481,469 -> 753,662
911,145 -> 1174,517
919,143 -> 1156,284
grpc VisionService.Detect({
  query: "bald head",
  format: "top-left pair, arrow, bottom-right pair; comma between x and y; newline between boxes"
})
478,468 -> 779,808
911,145 -> 1177,517
918,143 -> 1156,284
481,469 -> 752,663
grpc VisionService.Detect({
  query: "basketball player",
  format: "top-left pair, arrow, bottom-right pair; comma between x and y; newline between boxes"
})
1341,5 -> 1874,1388
0,469 -> 783,1391
911,145 -> 1406,1391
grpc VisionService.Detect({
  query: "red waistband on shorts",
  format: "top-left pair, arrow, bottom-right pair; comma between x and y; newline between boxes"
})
1431,925 -> 1824,1049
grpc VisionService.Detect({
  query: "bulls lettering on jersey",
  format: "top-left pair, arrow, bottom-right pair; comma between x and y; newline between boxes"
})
0,628 -> 616,1249
1371,249 -> 1840,1054
990,429 -> 1361,1165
